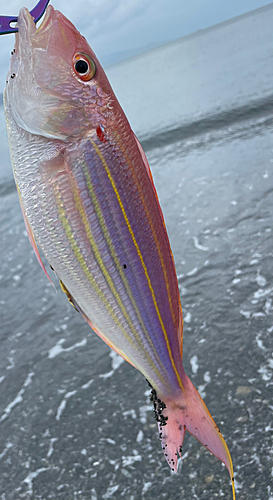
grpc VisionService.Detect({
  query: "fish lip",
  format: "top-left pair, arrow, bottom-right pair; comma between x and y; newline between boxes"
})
34,4 -> 54,36
17,7 -> 37,36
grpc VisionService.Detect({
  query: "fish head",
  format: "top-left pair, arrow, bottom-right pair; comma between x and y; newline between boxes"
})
5,5 -> 114,140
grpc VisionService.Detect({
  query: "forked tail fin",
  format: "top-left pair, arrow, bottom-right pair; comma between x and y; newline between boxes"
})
155,374 -> 236,499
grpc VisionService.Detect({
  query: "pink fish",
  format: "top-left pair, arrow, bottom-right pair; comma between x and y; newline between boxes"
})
4,5 -> 235,498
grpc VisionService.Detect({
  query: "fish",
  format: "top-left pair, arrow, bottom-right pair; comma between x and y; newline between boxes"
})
4,5 -> 235,498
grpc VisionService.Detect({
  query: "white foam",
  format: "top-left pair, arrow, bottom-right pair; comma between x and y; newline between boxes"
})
189,471 -> 197,479
139,405 -> 151,424
177,273 -> 185,280
48,338 -> 87,359
193,236 -> 208,252
142,482 -> 152,495
254,287 -> 273,299
81,379 -> 94,389
122,450 -> 142,467
258,364 -> 272,382
110,350 -> 124,370
91,488 -> 98,500
56,390 -> 77,421
0,442 -> 13,459
99,370 -> 114,379
105,438 -> 116,445
184,312 -> 192,324
255,333 -> 266,351
24,468 -> 51,495
255,271 -> 266,287
136,430 -> 143,443
123,409 -> 137,419
187,267 -> 198,276
198,384 -> 206,398
240,310 -> 251,319
0,372 -> 34,423
203,371 -> 211,383
103,485 -> 119,499
252,312 -> 266,318
99,350 -> 124,379
24,372 -> 34,387
264,299 -> 272,315
7,355 -> 15,370
190,355 -> 199,374
47,438 -> 58,458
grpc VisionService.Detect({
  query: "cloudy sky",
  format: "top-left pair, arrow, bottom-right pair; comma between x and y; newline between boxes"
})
0,0 -> 271,84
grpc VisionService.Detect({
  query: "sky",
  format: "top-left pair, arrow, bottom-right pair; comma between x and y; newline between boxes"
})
0,0 -> 272,86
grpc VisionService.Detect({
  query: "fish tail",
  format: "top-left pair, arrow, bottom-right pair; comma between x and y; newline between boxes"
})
154,373 -> 236,499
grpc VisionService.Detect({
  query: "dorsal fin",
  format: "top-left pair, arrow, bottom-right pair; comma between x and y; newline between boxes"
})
133,132 -> 154,184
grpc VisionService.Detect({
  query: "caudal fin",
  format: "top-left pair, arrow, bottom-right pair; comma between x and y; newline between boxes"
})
154,374 -> 236,499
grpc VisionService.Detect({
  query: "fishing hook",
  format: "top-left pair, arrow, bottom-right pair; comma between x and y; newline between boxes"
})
0,0 -> 50,35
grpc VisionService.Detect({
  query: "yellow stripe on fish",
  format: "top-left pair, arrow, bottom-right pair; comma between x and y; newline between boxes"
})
54,185 -> 138,353
114,133 -> 180,332
80,160 -> 172,389
89,138 -> 184,392
67,171 -> 167,388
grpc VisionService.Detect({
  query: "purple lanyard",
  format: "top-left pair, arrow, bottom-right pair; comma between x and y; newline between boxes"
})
0,0 -> 50,35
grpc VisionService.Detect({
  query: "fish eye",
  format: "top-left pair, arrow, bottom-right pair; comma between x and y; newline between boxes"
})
75,60 -> 88,74
73,53 -> 96,82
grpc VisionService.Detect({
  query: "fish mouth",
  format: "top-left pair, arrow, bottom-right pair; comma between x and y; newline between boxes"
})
17,4 -> 55,50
